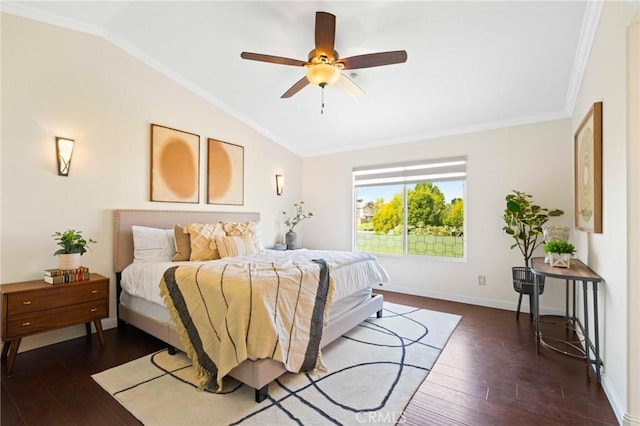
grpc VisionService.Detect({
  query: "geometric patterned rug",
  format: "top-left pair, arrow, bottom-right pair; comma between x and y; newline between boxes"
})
92,302 -> 461,425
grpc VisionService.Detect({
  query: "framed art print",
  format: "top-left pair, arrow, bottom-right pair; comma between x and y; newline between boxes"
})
574,102 -> 603,233
207,138 -> 244,205
150,124 -> 200,203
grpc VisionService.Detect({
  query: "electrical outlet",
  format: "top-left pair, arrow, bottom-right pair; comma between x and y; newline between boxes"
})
478,275 -> 486,286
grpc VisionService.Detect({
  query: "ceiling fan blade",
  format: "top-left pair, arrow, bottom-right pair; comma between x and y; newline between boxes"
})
315,12 -> 336,57
281,76 -> 310,98
340,50 -> 408,70
335,74 -> 365,100
240,52 -> 307,67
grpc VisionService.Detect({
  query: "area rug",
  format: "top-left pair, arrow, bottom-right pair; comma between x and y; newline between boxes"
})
92,302 -> 460,425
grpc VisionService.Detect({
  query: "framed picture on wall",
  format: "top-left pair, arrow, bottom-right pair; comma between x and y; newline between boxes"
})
150,124 -> 200,203
207,138 -> 244,205
574,101 -> 603,233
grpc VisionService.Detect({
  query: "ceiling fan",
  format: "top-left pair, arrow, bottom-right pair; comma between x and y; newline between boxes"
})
240,11 -> 408,100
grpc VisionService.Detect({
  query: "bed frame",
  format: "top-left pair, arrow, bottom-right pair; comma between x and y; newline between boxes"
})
113,209 -> 384,402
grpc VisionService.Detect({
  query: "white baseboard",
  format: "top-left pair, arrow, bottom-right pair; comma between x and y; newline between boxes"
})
378,283 -> 565,316
624,412 -> 640,426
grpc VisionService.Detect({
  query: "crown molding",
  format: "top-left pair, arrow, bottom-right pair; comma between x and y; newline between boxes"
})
302,110 -> 570,158
563,1 -> 605,116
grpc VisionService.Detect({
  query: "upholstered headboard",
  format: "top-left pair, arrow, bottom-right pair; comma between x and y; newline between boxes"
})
112,209 -> 260,273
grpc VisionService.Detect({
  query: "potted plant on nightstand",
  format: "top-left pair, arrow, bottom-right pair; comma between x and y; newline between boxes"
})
52,229 -> 96,270
543,240 -> 576,268
502,190 -> 564,319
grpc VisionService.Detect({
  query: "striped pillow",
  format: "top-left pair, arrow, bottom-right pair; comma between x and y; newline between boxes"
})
215,235 -> 257,258
184,223 -> 226,261
221,221 -> 263,252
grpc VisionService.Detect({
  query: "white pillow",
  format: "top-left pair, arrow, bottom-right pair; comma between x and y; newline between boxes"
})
132,226 -> 176,263
253,221 -> 265,252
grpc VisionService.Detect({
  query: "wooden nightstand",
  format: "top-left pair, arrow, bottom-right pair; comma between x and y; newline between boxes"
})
1,273 -> 109,374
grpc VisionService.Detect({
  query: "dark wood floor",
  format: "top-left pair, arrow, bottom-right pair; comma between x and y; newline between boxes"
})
1,291 -> 617,425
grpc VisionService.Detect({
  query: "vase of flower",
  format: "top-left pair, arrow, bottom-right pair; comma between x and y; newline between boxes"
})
282,201 -> 313,250
285,231 -> 297,250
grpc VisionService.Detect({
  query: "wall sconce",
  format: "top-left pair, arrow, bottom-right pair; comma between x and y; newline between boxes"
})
275,174 -> 284,196
56,137 -> 75,176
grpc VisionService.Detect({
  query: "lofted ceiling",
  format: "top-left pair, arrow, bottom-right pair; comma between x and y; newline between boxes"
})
2,1 -> 600,157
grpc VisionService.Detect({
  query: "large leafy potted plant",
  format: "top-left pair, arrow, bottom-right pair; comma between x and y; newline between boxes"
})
52,229 -> 96,270
502,190 -> 564,319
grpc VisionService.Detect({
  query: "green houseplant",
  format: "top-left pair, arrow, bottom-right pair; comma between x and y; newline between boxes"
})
543,240 -> 576,255
502,190 -> 564,319
503,190 -> 564,268
543,240 -> 575,268
52,229 -> 96,270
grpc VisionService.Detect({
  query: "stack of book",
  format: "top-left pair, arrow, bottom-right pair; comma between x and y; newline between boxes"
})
44,266 -> 90,284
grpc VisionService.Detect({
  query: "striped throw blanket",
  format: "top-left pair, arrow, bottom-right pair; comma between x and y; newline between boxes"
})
159,259 -> 333,391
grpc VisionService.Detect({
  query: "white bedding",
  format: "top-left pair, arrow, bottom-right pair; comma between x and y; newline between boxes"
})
121,249 -> 389,307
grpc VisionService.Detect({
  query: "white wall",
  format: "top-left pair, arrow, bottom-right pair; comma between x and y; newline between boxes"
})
571,1 -> 639,424
0,14 -> 303,351
301,118 -> 574,313
626,12 -> 640,426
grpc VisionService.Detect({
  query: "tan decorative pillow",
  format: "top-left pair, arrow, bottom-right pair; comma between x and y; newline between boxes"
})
221,221 -> 262,252
185,223 -> 226,261
215,235 -> 257,258
172,224 -> 191,262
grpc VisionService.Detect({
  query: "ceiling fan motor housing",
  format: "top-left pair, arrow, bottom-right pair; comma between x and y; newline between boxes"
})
306,52 -> 343,86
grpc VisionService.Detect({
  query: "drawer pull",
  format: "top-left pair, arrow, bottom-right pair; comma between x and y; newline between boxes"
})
22,301 -> 32,305
91,308 -> 98,312
91,290 -> 98,294
22,322 -> 31,327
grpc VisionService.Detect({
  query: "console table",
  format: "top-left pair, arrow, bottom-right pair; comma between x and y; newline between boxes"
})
530,257 -> 604,383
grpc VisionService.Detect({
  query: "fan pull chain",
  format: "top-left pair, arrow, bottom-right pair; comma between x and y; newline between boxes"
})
320,83 -> 326,115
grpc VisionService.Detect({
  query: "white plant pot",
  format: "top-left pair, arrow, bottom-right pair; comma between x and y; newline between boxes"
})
549,253 -> 571,268
58,253 -> 81,270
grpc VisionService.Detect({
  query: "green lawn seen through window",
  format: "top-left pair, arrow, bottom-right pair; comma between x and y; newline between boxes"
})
356,232 -> 464,258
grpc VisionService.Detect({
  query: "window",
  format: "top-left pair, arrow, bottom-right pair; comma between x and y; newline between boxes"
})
353,157 -> 466,259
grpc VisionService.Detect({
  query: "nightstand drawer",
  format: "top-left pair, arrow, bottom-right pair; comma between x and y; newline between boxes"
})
6,281 -> 107,316
6,300 -> 108,339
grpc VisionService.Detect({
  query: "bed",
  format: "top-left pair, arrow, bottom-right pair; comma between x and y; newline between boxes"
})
113,209 -> 387,402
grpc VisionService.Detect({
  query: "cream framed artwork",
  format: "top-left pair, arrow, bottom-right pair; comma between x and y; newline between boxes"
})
207,138 -> 244,205
574,102 -> 603,233
150,124 -> 200,203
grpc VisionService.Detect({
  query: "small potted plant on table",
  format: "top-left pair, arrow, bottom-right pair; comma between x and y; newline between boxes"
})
543,240 -> 576,268
52,229 -> 96,270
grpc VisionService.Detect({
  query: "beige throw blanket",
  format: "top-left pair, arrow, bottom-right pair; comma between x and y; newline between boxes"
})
159,259 -> 333,391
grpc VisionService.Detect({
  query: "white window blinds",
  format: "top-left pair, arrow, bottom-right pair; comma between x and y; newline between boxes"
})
353,157 -> 467,187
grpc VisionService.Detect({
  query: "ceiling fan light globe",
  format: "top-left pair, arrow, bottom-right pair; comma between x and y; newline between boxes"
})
306,64 -> 340,86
